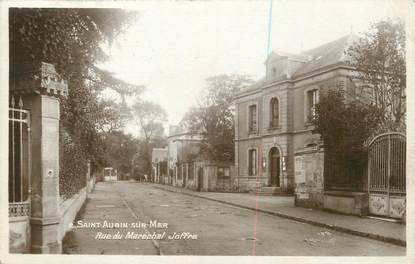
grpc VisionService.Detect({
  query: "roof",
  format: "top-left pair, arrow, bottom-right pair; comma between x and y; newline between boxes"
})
265,51 -> 311,63
293,34 -> 359,77
152,148 -> 168,162
238,34 -> 359,96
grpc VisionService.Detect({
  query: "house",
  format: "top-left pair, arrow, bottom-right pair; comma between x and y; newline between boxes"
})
103,167 -> 118,181
151,147 -> 168,183
167,124 -> 203,188
234,34 -> 374,213
167,125 -> 235,191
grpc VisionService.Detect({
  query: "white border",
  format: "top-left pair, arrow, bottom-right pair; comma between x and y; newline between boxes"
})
1,1 -> 414,264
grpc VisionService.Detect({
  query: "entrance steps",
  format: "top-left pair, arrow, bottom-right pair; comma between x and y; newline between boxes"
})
251,187 -> 293,196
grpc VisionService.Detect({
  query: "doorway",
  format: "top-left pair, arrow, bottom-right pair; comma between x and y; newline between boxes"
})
269,147 -> 280,187
197,167 -> 204,191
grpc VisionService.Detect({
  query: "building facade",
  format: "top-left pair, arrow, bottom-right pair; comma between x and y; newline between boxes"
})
167,125 -> 202,187
167,125 -> 235,191
235,35 -> 369,211
151,147 -> 168,184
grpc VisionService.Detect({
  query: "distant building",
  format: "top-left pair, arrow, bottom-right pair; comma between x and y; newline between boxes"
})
151,147 -> 168,183
167,125 -> 235,191
103,167 -> 117,182
167,124 -> 202,188
234,35 -> 373,213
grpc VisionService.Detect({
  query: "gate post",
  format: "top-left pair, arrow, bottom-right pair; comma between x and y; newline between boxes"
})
10,62 -> 68,253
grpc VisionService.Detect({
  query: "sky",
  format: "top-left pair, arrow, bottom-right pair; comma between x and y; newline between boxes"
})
99,0 -> 405,137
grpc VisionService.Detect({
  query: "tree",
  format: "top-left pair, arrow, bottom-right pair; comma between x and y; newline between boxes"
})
313,90 -> 382,152
346,18 -> 406,132
101,131 -> 139,179
313,90 -> 382,190
9,8 -> 141,196
184,74 -> 253,162
130,99 -> 168,176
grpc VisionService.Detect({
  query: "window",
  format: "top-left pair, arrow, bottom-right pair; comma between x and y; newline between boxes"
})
248,105 -> 257,132
217,167 -> 230,178
269,97 -> 279,128
248,149 -> 257,176
272,67 -> 277,76
307,89 -> 319,121
217,168 -> 224,178
224,167 -> 230,177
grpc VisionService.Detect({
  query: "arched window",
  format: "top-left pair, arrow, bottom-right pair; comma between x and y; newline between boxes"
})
270,97 -> 279,128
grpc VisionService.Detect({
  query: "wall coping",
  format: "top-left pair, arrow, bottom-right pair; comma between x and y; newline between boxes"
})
10,62 -> 68,98
9,215 -> 30,223
60,187 -> 86,216
324,190 -> 367,198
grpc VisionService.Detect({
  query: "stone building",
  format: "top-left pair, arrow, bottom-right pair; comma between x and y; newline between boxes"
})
151,147 -> 168,184
167,125 -> 235,191
167,125 -> 203,188
234,35 -> 370,212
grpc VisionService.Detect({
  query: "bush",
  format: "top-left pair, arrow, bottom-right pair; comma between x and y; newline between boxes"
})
313,90 -> 382,190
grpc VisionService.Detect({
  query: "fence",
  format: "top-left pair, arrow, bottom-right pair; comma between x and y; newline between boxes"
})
324,150 -> 367,192
368,132 -> 406,218
9,96 -> 31,217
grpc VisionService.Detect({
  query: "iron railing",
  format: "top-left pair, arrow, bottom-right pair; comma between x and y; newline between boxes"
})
368,132 -> 406,195
9,95 -> 31,217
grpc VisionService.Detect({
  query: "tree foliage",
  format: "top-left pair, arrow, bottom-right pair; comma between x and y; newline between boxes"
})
313,90 -> 383,190
101,131 -> 139,177
10,8 -> 141,195
313,90 -> 382,153
184,74 -> 253,162
346,18 -> 406,132
130,99 -> 168,176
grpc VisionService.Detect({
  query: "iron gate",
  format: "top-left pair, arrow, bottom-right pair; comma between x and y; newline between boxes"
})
368,132 -> 406,219
9,96 -> 31,217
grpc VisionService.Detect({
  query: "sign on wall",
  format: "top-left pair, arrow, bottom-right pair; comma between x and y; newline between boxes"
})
295,156 -> 305,183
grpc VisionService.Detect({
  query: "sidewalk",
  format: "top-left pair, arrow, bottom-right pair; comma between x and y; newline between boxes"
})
150,183 -> 406,247
62,182 -> 159,254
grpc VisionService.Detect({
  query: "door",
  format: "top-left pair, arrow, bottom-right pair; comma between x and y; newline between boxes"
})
197,167 -> 203,191
269,147 -> 280,187
368,133 -> 406,219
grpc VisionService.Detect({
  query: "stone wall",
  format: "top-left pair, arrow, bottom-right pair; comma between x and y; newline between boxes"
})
294,149 -> 324,208
236,176 -> 267,192
9,216 -> 31,253
58,186 -> 88,241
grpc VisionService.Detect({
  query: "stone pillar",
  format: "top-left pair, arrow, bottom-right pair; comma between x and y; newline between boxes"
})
11,62 -> 68,254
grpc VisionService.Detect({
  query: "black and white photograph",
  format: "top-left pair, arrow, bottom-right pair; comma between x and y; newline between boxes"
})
1,0 -> 414,261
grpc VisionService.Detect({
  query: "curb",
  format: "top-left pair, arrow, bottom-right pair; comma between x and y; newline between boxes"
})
151,184 -> 406,247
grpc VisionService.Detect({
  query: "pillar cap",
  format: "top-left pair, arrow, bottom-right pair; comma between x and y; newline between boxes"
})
10,62 -> 68,98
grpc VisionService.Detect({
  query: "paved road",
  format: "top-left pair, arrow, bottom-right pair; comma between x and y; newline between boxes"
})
63,181 -> 405,256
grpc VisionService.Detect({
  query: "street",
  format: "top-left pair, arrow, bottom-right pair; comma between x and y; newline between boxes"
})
62,181 -> 405,256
